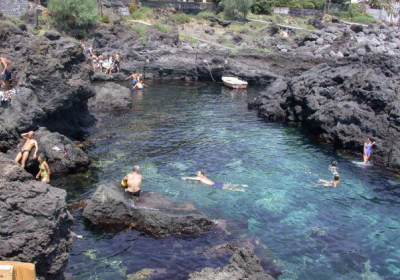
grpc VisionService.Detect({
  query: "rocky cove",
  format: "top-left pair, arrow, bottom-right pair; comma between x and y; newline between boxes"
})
0,10 -> 399,280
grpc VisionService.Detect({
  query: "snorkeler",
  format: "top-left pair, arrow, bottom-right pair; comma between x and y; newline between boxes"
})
181,170 -> 247,191
363,138 -> 376,164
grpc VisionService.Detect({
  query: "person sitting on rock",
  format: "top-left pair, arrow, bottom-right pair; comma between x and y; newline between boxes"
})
105,55 -> 114,74
318,174 -> 340,188
122,165 -> 143,199
91,54 -> 98,72
14,131 -> 39,169
36,153 -> 51,184
98,54 -> 104,72
0,56 -> 11,92
363,137 -> 376,164
181,170 -> 247,192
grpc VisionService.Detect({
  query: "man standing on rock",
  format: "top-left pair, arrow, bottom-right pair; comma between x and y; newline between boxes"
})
14,131 -> 39,169
122,165 -> 142,199
0,57 -> 11,92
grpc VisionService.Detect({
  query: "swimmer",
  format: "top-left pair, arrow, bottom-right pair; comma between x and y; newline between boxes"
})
122,165 -> 143,200
133,81 -> 146,90
318,174 -> 340,188
126,73 -> 138,89
363,138 -> 375,164
329,160 -> 338,175
181,170 -> 247,192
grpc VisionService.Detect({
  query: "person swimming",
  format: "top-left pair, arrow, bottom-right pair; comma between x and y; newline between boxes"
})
318,174 -> 340,188
363,138 -> 376,164
181,170 -> 247,191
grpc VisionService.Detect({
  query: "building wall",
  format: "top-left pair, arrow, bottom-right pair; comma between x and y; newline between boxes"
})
0,0 -> 29,16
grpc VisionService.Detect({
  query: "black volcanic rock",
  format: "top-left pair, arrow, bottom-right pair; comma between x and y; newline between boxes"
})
89,82 -> 132,110
82,184 -> 213,237
0,159 -> 72,280
0,23 -> 95,145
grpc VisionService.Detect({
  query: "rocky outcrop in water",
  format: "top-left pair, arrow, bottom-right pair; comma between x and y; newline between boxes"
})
0,158 -> 72,280
82,183 -> 213,237
89,82 -> 132,110
188,247 -> 276,280
249,54 -> 400,168
0,23 -> 95,147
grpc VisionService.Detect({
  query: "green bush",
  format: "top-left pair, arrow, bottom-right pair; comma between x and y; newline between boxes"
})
171,13 -> 191,24
129,2 -> 138,14
132,24 -> 148,44
130,6 -> 153,19
48,0 -> 97,32
195,11 -> 216,20
99,15 -> 111,23
222,0 -> 253,20
154,22 -> 173,33
251,0 -> 273,14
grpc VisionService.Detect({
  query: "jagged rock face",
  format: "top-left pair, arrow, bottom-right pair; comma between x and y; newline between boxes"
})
0,23 -> 95,145
0,159 -> 72,280
188,247 -> 276,280
250,54 -> 400,168
33,127 -> 90,173
82,184 -> 213,237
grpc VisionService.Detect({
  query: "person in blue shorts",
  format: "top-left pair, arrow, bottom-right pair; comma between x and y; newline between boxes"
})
126,73 -> 138,89
181,170 -> 247,191
363,138 -> 375,164
1,57 -> 11,92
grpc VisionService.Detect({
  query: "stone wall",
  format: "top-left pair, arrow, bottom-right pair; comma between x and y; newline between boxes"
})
0,0 -> 29,16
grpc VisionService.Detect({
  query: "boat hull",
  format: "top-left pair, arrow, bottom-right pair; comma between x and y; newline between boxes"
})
223,82 -> 248,89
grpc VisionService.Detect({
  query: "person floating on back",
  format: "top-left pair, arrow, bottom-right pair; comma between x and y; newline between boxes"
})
0,56 -> 11,92
36,154 -> 51,184
121,165 -> 143,200
181,170 -> 247,192
14,131 -> 38,169
363,138 -> 375,164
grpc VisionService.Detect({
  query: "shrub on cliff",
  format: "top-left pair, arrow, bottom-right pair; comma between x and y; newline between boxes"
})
222,0 -> 253,20
251,0 -> 273,14
48,0 -> 97,35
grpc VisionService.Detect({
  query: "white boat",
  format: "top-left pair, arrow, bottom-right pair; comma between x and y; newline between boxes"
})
222,76 -> 248,89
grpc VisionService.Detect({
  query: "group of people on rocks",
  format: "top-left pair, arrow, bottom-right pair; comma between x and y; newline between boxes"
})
13,131 -> 51,184
82,44 -> 121,74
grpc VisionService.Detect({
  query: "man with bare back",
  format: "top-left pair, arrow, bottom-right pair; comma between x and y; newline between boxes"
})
122,165 -> 143,199
0,57 -> 11,92
14,131 -> 39,168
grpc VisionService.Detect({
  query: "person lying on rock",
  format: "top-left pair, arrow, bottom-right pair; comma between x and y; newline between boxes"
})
363,138 -> 376,164
36,154 -> 50,184
0,56 -> 11,92
14,131 -> 38,169
181,170 -> 247,192
122,165 -> 143,199
318,174 -> 340,188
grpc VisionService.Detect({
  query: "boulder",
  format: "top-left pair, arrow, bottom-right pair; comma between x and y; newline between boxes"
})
82,184 -> 213,237
0,160 -> 72,280
44,30 -> 61,41
350,25 -> 364,33
89,83 -> 132,110
34,127 -> 90,173
0,24 -> 95,144
188,247 -> 276,280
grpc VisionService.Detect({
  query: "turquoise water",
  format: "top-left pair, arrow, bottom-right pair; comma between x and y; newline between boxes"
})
63,81 -> 400,280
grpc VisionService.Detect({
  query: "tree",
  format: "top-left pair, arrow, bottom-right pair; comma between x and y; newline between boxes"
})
252,0 -> 273,14
48,0 -> 98,33
222,0 -> 253,20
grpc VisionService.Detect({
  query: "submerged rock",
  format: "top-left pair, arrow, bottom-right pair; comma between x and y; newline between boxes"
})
188,247 -> 276,280
89,82 -> 132,110
82,184 -> 213,237
0,159 -> 72,280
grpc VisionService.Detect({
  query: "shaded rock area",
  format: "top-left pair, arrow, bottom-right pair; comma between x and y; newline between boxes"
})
249,54 -> 400,168
34,127 -> 90,173
0,23 -> 95,146
82,184 -> 213,237
0,158 -> 72,280
89,82 -> 132,110
188,247 -> 276,280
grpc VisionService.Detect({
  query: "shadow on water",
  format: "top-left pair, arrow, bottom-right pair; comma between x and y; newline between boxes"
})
59,80 -> 400,280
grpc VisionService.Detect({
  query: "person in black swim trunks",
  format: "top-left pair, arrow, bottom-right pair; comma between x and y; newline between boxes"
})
14,131 -> 39,169
0,57 -> 11,92
122,165 -> 142,199
181,170 -> 247,191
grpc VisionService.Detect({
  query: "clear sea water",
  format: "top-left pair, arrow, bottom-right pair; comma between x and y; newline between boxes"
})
60,81 -> 400,280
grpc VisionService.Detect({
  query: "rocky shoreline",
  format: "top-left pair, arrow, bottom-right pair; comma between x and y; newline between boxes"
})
1,10 -> 400,280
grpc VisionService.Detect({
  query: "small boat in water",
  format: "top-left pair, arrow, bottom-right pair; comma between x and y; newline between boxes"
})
222,76 -> 248,89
